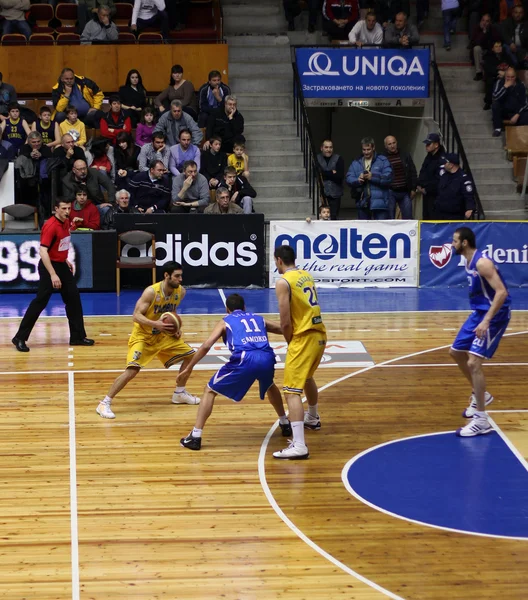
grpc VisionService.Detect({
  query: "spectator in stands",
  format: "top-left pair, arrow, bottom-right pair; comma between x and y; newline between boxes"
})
16,132 -> 53,218
169,128 -> 200,176
491,66 -> 528,135
0,72 -> 17,120
319,204 -> 331,220
204,187 -> 243,214
384,12 -> 419,47
70,189 -> 101,231
374,0 -> 410,28
101,189 -> 140,230
115,132 -> 139,188
59,106 -> 87,149
216,165 -> 256,214
317,139 -> 344,220
136,107 -> 156,147
100,96 -> 132,144
31,106 -> 60,149
204,96 -> 244,154
155,65 -> 198,120
483,40 -> 511,110
131,0 -> 169,40
153,99 -> 202,147
138,131 -> 170,171
0,0 -> 31,39
167,0 -> 190,30
80,5 -> 118,44
470,14 -> 500,81
382,135 -> 417,219
323,0 -> 358,41
52,68 -> 104,129
442,0 -> 459,51
62,159 -> 116,211
197,70 -> 231,128
227,140 -> 250,179
119,70 -> 147,128
171,160 -> 210,213
88,137 -> 113,178
417,132 -> 445,219
283,0 -> 321,33
433,153 -> 475,220
346,136 -> 393,220
78,0 -> 116,34
54,134 -> 86,173
201,135 -> 227,189
129,159 -> 171,213
348,11 -> 383,46
0,103 -> 31,155
499,5 -> 528,67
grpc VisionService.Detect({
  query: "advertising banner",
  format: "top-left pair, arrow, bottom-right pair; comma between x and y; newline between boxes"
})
420,222 -> 528,288
296,47 -> 430,98
269,220 -> 419,288
115,214 -> 266,288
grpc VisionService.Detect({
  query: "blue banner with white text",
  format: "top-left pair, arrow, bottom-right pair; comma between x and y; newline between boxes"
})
420,222 -> 528,288
296,47 -> 430,98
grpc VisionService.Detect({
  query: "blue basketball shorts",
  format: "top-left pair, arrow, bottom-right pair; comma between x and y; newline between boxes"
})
451,308 -> 511,359
207,350 -> 276,402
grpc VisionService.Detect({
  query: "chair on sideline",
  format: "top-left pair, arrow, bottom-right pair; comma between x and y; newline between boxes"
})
116,230 -> 156,296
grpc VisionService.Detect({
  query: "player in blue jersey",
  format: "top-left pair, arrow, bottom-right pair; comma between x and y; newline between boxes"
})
179,293 -> 292,450
449,227 -> 512,437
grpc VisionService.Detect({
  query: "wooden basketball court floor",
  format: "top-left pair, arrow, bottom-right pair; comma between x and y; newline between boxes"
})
1,309 -> 527,599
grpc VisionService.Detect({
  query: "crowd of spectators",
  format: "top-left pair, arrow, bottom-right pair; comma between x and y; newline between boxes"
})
2,64 -> 257,227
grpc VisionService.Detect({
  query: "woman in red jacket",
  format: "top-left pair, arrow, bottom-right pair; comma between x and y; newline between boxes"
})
100,96 -> 132,144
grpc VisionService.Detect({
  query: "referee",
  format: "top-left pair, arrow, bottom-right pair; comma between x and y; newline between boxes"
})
12,197 -> 94,352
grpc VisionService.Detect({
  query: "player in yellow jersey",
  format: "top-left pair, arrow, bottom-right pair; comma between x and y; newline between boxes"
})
272,245 -> 327,459
96,261 -> 199,419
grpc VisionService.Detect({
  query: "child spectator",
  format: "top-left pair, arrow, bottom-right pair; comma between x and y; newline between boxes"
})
32,106 -> 61,149
89,137 -> 113,179
0,103 -> 31,155
136,107 -> 156,147
100,96 -> 132,144
227,139 -> 250,179
200,136 -> 227,189
70,189 -> 101,231
59,106 -> 87,148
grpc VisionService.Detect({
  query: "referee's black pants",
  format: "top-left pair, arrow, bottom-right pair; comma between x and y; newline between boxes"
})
16,260 -> 87,343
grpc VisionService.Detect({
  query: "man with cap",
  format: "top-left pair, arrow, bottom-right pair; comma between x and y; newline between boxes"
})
417,132 -> 446,220
433,153 -> 475,220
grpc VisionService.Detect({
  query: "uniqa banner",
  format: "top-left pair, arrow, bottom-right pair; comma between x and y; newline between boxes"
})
420,221 -> 528,288
296,47 -> 430,98
269,220 -> 419,288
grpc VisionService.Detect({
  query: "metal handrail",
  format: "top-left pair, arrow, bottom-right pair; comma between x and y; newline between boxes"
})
291,61 -> 327,216
431,61 -> 485,219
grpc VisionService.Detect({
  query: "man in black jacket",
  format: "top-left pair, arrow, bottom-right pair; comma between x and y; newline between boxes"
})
216,166 -> 256,214
491,66 -> 528,136
416,133 -> 445,220
197,71 -> 231,128
62,159 -> 116,213
54,134 -> 86,172
382,135 -> 417,219
499,5 -> 528,67
316,139 -> 344,220
101,189 -> 140,229
483,40 -> 511,110
204,96 -> 245,154
433,153 -> 475,220
200,135 -> 227,188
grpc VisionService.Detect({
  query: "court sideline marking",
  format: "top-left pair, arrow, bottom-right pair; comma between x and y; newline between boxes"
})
258,330 -> 528,600
68,371 -> 80,600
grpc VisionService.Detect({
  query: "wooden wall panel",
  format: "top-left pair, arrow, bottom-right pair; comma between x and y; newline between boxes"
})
1,44 -> 228,95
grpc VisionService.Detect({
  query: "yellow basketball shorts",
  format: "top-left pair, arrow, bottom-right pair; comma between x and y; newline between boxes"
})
126,332 -> 195,369
283,330 -> 327,394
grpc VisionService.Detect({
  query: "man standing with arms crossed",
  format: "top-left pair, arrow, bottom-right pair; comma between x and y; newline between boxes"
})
273,245 -> 327,459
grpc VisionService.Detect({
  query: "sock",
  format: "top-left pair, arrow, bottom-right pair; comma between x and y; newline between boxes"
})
291,421 -> 305,446
475,411 -> 487,419
192,427 -> 203,438
175,386 -> 185,393
279,415 -> 289,425
103,395 -> 112,404
308,404 -> 318,418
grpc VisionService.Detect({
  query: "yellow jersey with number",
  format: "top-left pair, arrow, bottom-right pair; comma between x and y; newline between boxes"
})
131,281 -> 182,339
281,268 -> 326,336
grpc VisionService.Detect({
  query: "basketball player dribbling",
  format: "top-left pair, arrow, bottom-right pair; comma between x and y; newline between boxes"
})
96,261 -> 200,419
449,227 -> 512,437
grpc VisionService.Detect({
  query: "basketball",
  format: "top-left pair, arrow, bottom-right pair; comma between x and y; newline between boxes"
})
159,312 -> 182,336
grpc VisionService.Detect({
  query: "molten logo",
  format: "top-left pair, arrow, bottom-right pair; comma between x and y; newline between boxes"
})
429,243 -> 453,269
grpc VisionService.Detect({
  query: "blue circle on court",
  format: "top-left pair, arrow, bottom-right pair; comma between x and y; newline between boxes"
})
344,432 -> 528,539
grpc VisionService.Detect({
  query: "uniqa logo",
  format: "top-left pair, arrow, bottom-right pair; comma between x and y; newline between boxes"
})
302,51 -> 425,77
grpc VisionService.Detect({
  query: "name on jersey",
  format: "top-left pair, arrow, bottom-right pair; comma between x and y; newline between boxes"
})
241,335 -> 268,344
153,301 -> 178,314
295,274 -> 313,288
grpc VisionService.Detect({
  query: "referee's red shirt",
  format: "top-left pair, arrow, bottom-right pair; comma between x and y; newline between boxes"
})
40,216 -> 71,262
